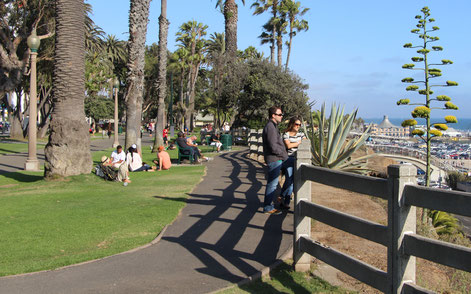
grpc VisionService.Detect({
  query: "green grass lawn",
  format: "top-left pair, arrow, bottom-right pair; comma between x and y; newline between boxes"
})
0,141 -> 46,156
0,162 -> 204,277
219,261 -> 351,294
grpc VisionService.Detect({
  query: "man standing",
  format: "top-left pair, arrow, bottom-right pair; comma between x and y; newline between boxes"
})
262,106 -> 289,215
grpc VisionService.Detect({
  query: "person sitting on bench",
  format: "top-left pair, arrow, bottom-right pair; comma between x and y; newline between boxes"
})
176,131 -> 199,162
210,132 -> 223,152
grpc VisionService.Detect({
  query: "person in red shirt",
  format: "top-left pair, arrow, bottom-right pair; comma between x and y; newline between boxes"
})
163,127 -> 169,146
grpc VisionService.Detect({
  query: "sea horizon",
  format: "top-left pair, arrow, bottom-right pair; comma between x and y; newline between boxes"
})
363,117 -> 471,132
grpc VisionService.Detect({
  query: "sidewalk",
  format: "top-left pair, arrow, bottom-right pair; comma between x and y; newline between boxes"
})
0,150 -> 293,294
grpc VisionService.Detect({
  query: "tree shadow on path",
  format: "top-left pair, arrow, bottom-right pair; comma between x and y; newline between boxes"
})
161,150 -> 293,285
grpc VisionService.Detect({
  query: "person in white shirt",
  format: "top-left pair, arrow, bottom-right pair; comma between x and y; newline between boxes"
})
126,144 -> 155,172
111,145 -> 126,169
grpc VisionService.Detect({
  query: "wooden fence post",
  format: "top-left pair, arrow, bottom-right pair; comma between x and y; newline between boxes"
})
257,129 -> 264,163
387,164 -> 417,294
293,140 -> 312,272
249,129 -> 257,159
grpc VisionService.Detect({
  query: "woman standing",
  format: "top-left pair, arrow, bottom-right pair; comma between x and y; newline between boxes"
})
280,117 -> 306,209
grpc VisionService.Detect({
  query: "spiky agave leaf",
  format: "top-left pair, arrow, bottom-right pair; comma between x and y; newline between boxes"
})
309,103 -> 373,174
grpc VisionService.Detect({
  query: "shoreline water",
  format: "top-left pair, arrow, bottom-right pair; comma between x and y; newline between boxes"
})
364,117 -> 471,132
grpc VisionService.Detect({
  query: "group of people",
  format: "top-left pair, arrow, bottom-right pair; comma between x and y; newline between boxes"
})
100,143 -> 171,185
262,106 -> 306,215
176,132 -> 211,163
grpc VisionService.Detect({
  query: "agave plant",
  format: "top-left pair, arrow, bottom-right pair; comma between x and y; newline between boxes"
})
430,210 -> 461,235
305,103 -> 372,174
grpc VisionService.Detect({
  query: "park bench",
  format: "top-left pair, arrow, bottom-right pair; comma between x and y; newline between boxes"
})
177,146 -> 194,164
205,136 -> 216,152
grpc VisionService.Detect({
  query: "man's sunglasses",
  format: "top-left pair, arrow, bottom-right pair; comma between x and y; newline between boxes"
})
275,113 -> 283,116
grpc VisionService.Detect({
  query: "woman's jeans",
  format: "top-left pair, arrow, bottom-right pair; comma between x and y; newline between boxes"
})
263,156 -> 295,212
133,164 -> 151,172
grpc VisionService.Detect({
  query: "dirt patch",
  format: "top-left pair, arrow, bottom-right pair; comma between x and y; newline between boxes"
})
0,184 -> 19,189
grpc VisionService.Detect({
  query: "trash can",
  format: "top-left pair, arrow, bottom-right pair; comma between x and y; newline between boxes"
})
221,134 -> 232,151
118,126 -> 123,134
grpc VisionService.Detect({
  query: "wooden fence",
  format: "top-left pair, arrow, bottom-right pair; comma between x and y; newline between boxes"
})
293,140 -> 471,294
248,129 -> 264,163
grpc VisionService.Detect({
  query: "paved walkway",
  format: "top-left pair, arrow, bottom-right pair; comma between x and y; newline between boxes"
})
0,150 -> 293,294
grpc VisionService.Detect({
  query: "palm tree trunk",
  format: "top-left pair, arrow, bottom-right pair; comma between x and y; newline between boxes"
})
277,32 -> 282,67
285,21 -> 294,69
153,0 -> 169,151
270,1 -> 278,64
124,0 -> 151,151
224,0 -> 238,59
44,0 -> 92,177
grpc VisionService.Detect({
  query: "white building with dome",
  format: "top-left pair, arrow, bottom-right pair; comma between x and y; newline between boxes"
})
369,115 -> 410,137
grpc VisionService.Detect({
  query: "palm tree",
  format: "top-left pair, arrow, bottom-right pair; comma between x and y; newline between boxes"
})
280,0 -> 309,69
215,0 -> 245,59
104,35 -> 127,64
124,0 -> 152,151
207,32 -> 226,129
251,0 -> 280,64
176,21 -> 208,130
44,0 -> 92,177
152,0 -> 169,151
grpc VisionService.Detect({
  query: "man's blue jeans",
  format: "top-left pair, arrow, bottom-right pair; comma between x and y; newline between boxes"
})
263,157 -> 295,212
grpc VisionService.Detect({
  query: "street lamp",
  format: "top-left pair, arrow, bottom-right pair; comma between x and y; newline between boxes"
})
112,78 -> 120,148
24,29 -> 40,171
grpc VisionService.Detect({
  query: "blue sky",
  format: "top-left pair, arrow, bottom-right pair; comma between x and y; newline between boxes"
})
86,0 -> 471,119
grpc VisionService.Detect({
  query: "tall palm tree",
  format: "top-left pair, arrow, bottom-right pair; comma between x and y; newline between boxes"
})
153,0 -> 169,151
280,0 -> 309,69
176,21 -> 208,130
215,0 -> 245,59
124,0 -> 151,151
207,32 -> 226,128
44,0 -> 92,177
251,0 -> 279,64
104,35 -> 127,64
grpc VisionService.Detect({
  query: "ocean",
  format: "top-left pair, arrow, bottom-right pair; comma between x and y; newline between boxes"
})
364,117 -> 471,132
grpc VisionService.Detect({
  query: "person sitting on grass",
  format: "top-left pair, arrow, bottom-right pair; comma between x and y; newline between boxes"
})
153,145 -> 172,170
110,145 -> 126,168
126,144 -> 155,172
101,155 -> 131,185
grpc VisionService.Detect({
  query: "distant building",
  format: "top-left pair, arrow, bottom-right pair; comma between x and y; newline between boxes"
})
369,115 -> 410,137
194,112 -> 214,127
414,125 -> 463,137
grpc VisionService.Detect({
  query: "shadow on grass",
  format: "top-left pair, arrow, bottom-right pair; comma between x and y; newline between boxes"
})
152,195 -> 187,202
0,148 -> 22,155
0,172 -> 43,183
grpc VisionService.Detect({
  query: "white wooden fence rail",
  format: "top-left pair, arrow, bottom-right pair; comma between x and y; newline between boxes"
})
247,130 -> 471,293
291,140 -> 471,294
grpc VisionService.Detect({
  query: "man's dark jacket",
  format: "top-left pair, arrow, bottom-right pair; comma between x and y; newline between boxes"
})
262,120 -> 288,164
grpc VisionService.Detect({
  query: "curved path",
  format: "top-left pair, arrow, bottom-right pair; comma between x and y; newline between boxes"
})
0,150 -> 293,294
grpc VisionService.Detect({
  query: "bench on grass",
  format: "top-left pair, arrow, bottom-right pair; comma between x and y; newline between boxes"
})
177,146 -> 194,164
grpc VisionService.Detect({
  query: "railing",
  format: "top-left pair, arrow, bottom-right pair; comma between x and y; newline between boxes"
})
368,144 -> 458,172
248,129 -> 264,163
293,140 -> 471,294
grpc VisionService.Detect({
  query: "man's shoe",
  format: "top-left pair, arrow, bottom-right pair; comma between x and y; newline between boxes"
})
264,208 -> 282,215
279,203 -> 290,210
